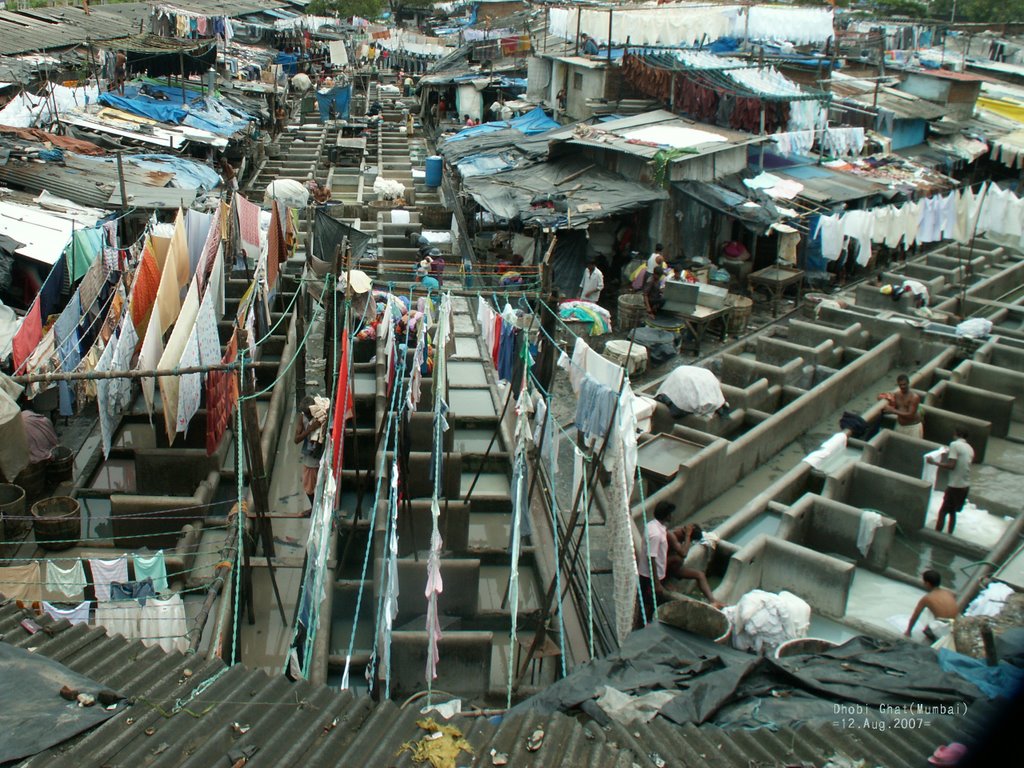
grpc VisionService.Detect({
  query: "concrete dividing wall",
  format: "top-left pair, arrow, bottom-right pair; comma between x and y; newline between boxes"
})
964,259 -> 1024,300
396,558 -> 480,621
927,380 -> 1014,438
111,469 -> 220,549
865,430 -> 939,479
758,335 -> 840,369
397,499 -> 471,555
716,535 -> 854,617
786,319 -> 868,351
917,404 -> 990,462
779,493 -> 897,570
975,339 -> 1024,374
390,631 -> 493,698
823,462 -> 932,532
950,360 -> 1024,419
721,352 -> 805,388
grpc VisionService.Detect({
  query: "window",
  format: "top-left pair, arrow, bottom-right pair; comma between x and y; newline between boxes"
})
573,72 -> 583,90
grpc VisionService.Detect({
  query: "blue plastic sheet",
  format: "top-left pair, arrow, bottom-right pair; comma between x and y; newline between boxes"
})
314,85 -> 351,121
97,93 -> 188,124
445,107 -> 558,143
938,649 -> 1024,700
276,52 -> 298,75
125,154 -> 222,190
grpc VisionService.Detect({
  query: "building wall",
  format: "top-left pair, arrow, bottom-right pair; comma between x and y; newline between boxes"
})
550,61 -> 610,120
899,74 -> 950,103
890,118 -> 927,150
527,57 -> 553,105
669,145 -> 749,183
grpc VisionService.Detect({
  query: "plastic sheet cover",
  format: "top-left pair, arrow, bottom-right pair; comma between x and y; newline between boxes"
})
511,625 -> 985,729
0,641 -> 124,763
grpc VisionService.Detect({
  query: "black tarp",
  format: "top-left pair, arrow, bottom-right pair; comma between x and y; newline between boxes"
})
549,229 -> 590,299
312,208 -> 373,263
673,180 -> 781,235
0,641 -> 124,763
126,41 -> 218,79
512,625 -> 985,729
463,156 -> 668,229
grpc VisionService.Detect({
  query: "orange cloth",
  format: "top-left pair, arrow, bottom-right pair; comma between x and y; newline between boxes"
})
131,243 -> 160,335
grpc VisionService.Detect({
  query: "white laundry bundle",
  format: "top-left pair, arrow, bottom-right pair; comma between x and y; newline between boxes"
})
373,177 -> 406,200
723,589 -> 811,654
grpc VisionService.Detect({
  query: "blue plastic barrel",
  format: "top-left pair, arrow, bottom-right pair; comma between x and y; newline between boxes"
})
425,155 -> 443,188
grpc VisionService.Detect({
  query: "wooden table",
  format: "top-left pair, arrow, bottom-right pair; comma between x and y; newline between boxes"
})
645,304 -> 729,355
748,266 -> 805,317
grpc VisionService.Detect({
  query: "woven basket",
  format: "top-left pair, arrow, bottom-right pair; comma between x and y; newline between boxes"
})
32,496 -> 80,551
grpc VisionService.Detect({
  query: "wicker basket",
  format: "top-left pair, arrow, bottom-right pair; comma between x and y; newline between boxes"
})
0,483 -> 26,539
617,293 -> 648,331
32,496 -> 80,551
47,446 -> 74,485
725,294 -> 753,336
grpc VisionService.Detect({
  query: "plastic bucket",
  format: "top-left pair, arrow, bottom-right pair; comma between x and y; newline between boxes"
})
617,293 -> 648,331
775,637 -> 839,659
0,483 -> 26,539
425,155 -> 443,188
657,597 -> 731,644
47,446 -> 75,485
31,496 -> 80,551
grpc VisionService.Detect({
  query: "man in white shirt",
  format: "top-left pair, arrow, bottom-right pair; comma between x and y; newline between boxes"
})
926,427 -> 975,534
579,258 -> 604,302
647,243 -> 666,273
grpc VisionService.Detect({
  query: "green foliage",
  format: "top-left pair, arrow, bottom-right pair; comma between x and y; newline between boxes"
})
874,0 -> 928,17
931,0 -> 1024,22
306,0 -> 384,19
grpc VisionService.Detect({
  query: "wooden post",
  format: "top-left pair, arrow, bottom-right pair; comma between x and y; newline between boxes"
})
115,151 -> 129,212
240,389 -> 289,627
179,51 -> 187,105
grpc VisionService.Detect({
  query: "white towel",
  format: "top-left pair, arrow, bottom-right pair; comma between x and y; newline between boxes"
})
922,448 -> 946,486
390,209 -> 410,224
856,510 -> 883,557
804,432 -> 847,470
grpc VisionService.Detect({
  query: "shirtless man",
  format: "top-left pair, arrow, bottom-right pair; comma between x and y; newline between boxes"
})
884,374 -> 923,439
906,569 -> 958,641
666,522 -> 722,608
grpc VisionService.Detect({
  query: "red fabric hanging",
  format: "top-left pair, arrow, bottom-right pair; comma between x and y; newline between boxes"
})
12,299 -> 42,373
205,331 -> 238,456
331,333 -> 354,483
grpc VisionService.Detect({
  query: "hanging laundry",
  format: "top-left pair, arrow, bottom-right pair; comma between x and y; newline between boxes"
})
330,333 -> 354,481
88,556 -> 128,602
815,214 -> 845,262
154,234 -> 181,334
185,208 -> 213,279
109,314 -> 139,413
424,512 -> 444,683
158,280 -> 200,444
137,309 -> 164,417
236,194 -> 261,266
193,290 -> 221,367
46,559 -> 87,601
130,243 -> 161,335
55,290 -> 82,417
42,600 -> 91,625
12,299 -> 42,373
840,209 -> 874,266
94,599 -> 142,639
133,551 -> 168,593
94,333 -> 118,458
196,205 -> 222,295
206,330 -> 238,456
822,127 -> 865,157
109,579 -> 156,605
139,593 -> 188,653
175,330 -> 202,436
168,210 -> 191,290
64,226 -> 104,284
0,561 -> 43,603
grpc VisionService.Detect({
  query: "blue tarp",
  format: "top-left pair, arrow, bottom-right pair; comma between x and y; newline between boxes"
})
125,154 -> 222,190
938,649 -> 1024,700
444,107 -> 558,142
276,52 -> 298,75
314,85 -> 352,121
97,93 -> 188,124
103,86 -> 252,136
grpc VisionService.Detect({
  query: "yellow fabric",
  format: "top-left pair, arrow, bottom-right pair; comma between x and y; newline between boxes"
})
154,238 -> 181,334
150,234 -> 171,272
978,96 -> 1024,124
396,718 -> 473,768
0,562 -> 43,603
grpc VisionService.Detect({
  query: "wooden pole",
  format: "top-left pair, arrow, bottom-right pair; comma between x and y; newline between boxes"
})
115,151 -> 129,211
179,51 -> 188,105
240,387 -> 289,627
11,360 -> 266,385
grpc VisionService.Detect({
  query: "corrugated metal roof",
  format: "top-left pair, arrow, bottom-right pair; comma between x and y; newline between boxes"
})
0,601 -> 639,768
2,599 -> 1009,768
0,6 -> 143,56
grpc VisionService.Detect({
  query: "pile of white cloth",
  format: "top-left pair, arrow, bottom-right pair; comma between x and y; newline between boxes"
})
724,589 -> 811,654
965,582 -> 1014,617
655,365 -> 725,416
